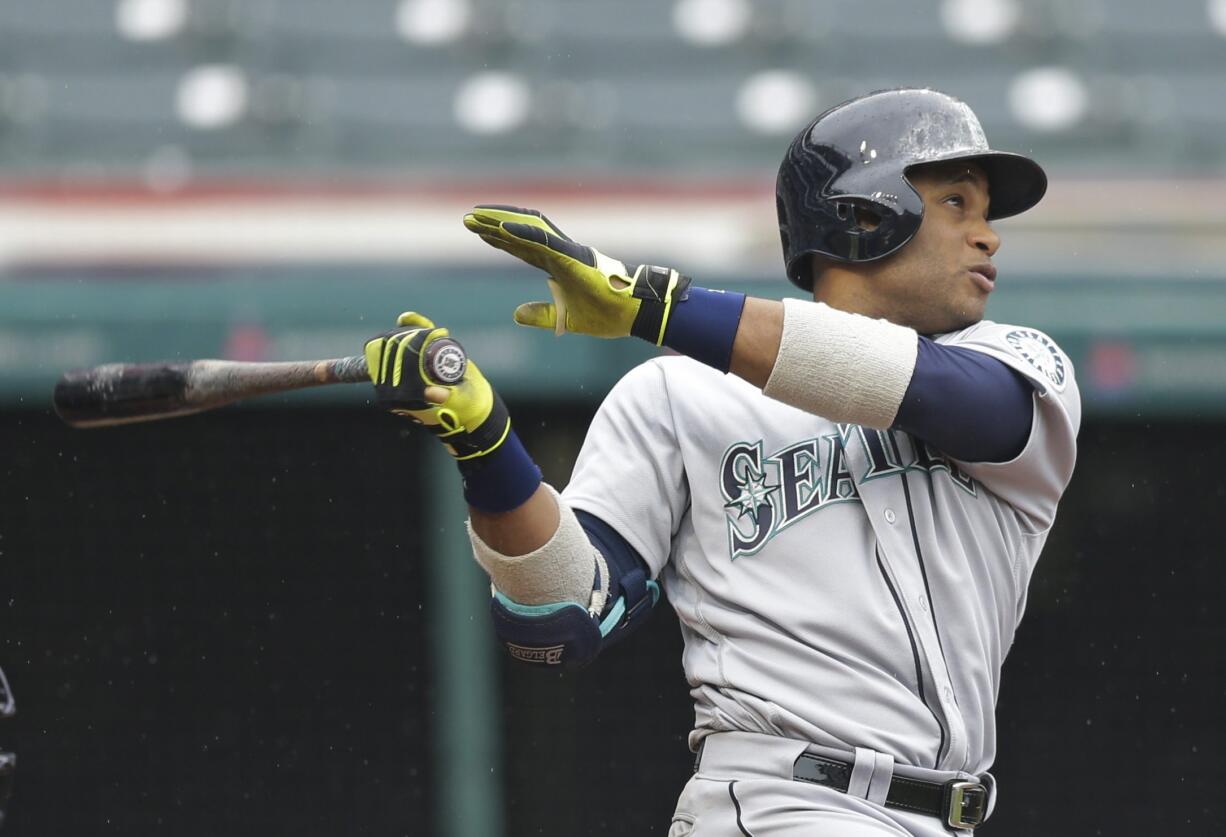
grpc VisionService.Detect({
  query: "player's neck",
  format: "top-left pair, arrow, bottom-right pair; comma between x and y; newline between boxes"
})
811,269 -> 892,322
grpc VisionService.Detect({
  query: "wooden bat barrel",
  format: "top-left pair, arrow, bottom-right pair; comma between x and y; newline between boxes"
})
53,356 -> 371,428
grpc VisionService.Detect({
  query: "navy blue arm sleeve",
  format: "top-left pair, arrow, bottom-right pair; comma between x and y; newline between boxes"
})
574,509 -> 658,647
892,337 -> 1035,463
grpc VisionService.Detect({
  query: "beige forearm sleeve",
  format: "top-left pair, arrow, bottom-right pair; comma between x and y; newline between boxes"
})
466,483 -> 608,613
763,298 -> 919,429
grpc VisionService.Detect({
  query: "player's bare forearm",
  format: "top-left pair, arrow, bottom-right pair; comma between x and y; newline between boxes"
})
729,296 -> 785,389
468,482 -> 560,556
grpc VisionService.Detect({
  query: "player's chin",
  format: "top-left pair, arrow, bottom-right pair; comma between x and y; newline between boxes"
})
943,298 -> 987,332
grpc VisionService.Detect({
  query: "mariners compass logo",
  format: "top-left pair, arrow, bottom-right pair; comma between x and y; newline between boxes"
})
724,462 -> 777,520
1005,329 -> 1066,392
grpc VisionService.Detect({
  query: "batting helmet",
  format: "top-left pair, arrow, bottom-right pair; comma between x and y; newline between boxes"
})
776,88 -> 1047,290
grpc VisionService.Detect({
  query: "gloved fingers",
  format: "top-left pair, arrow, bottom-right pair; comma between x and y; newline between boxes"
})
469,226 -> 556,274
477,233 -> 519,259
465,211 -> 595,275
370,330 -> 408,385
500,222 -> 596,268
513,301 -> 559,332
396,311 -> 436,329
463,212 -> 502,237
365,322 -> 442,384
363,337 -> 385,384
468,205 -> 574,241
391,329 -> 421,387
464,207 -> 569,250
368,328 -> 420,387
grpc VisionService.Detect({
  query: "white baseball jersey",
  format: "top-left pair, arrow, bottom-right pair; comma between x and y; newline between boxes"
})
563,319 -> 1080,776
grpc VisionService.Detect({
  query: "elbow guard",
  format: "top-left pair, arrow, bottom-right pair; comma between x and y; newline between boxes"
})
490,513 -> 660,670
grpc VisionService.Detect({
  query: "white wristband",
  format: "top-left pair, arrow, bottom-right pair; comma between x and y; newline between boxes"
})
763,299 -> 919,429
466,483 -> 608,614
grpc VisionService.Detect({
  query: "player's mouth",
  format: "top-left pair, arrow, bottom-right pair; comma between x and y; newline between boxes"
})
968,263 -> 997,293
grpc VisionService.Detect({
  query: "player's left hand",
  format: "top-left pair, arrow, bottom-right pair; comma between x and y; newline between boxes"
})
364,311 -> 510,461
463,205 -> 691,344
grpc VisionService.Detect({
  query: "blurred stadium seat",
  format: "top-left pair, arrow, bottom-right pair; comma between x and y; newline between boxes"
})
0,0 -> 1222,175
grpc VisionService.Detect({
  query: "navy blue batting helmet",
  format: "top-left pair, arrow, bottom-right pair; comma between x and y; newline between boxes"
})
776,88 -> 1047,290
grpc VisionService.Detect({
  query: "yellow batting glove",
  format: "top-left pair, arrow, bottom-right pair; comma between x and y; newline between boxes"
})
363,312 -> 510,461
463,205 -> 691,344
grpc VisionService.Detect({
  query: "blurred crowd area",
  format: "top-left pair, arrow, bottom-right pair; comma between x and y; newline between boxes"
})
1,0 -> 1226,178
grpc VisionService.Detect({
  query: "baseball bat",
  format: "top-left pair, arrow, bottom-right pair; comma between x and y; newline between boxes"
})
53,356 -> 371,428
53,337 -> 469,429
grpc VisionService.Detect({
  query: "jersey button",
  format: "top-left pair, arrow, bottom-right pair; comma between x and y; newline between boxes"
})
883,509 -> 897,524
918,595 -> 929,612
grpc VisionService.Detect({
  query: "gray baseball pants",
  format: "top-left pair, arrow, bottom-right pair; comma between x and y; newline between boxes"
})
669,732 -> 990,837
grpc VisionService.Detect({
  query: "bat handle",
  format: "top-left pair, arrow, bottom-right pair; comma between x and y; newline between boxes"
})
322,355 -> 371,384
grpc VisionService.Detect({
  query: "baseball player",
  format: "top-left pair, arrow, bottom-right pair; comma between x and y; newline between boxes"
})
365,88 -> 1080,835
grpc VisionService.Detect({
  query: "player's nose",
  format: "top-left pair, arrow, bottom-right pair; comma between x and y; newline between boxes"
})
970,219 -> 1001,257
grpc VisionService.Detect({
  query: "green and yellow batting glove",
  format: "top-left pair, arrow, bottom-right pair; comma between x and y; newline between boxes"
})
462,205 -> 692,344
364,312 -> 510,461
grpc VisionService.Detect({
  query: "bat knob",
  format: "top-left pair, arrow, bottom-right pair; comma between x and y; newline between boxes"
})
423,338 -> 467,385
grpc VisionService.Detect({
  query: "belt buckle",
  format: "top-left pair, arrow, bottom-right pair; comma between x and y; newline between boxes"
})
943,780 -> 987,830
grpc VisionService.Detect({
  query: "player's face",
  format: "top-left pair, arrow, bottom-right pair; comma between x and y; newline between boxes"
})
861,161 -> 1000,335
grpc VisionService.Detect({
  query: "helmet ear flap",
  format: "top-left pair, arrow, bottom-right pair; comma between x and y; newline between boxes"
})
776,194 -> 791,253
778,194 -> 802,286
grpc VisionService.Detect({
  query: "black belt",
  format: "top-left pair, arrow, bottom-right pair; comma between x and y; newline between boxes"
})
792,752 -> 989,830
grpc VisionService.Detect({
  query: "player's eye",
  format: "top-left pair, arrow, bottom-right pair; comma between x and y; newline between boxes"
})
944,194 -> 965,208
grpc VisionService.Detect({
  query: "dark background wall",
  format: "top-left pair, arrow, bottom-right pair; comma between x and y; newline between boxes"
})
0,409 -> 434,836
1,408 -> 1223,835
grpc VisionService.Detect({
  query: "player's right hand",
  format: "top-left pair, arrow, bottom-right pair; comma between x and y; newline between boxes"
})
463,205 -> 691,344
364,312 -> 510,461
